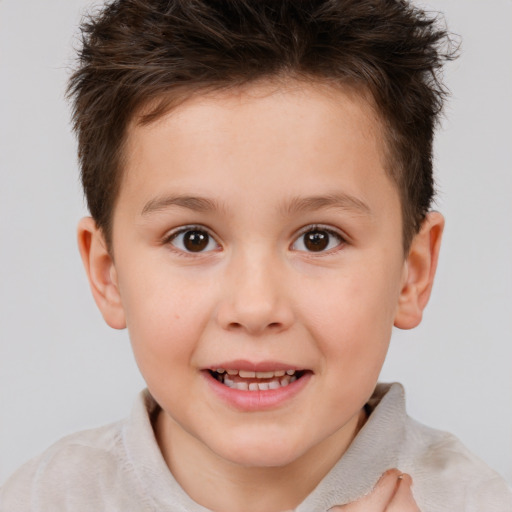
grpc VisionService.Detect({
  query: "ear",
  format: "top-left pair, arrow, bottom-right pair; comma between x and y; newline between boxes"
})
77,217 -> 126,330
394,212 -> 444,330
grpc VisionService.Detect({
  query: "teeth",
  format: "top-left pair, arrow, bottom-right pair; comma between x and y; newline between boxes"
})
239,370 -> 256,378
255,371 -> 273,378
213,368 -> 302,391
220,369 -> 296,379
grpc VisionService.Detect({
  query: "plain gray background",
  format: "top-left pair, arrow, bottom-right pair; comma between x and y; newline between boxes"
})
1,0 -> 511,487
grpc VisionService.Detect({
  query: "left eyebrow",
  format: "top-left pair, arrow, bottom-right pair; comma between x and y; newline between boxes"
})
281,193 -> 372,217
141,194 -> 222,216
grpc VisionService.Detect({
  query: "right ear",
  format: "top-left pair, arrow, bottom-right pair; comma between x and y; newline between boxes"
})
77,217 -> 126,329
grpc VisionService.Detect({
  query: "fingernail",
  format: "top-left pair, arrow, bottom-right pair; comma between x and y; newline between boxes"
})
375,468 -> 401,487
398,473 -> 413,486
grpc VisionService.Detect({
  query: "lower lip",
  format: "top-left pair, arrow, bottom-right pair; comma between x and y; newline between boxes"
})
202,371 -> 312,412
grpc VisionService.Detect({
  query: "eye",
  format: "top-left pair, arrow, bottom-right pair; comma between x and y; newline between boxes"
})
292,226 -> 344,253
167,227 -> 219,253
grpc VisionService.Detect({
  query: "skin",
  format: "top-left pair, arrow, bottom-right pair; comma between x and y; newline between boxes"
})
333,470 -> 420,512
78,81 -> 443,512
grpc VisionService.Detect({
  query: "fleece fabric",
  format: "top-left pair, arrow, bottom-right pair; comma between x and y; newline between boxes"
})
1,383 -> 511,511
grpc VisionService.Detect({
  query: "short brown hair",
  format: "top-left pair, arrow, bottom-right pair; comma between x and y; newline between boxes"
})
68,0 -> 456,252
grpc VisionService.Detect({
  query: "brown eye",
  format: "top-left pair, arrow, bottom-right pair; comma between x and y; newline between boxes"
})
304,230 -> 329,251
292,227 -> 343,253
169,228 -> 218,253
183,230 -> 209,252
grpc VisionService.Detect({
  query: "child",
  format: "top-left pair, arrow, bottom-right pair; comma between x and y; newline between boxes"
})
1,0 -> 511,510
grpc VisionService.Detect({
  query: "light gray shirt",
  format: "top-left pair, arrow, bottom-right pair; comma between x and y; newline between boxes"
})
1,383 -> 511,511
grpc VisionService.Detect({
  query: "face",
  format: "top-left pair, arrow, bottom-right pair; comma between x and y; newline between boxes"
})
107,83 -> 408,469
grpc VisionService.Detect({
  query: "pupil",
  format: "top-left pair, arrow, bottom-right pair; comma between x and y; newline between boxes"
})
184,230 -> 209,252
304,230 -> 329,251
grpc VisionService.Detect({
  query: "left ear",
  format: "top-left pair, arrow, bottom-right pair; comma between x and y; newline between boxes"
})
394,211 -> 444,330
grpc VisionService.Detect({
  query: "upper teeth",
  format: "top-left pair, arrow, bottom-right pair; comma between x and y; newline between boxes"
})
211,368 -> 300,391
215,369 -> 295,378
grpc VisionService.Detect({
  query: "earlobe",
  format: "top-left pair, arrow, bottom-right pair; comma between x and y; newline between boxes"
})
394,212 -> 444,330
77,217 -> 126,329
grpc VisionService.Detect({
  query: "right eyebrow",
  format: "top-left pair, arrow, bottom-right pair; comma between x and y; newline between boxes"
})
281,193 -> 373,217
141,195 -> 222,216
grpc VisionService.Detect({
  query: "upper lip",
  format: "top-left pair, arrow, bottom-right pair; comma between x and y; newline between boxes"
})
205,360 -> 306,373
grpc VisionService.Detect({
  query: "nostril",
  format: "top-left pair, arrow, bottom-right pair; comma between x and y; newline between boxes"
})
226,320 -> 282,333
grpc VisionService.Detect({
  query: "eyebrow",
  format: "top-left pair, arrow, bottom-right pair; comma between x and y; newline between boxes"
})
282,193 -> 372,217
141,195 -> 221,216
141,192 -> 372,217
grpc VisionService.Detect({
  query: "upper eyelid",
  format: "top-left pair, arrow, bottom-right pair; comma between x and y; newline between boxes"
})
163,225 -> 222,257
163,224 -> 217,242
290,224 -> 347,254
294,224 -> 346,240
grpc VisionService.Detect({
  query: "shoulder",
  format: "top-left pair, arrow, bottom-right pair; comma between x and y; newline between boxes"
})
0,420 -> 141,512
400,416 -> 512,512
364,384 -> 512,511
1,390 -> 207,512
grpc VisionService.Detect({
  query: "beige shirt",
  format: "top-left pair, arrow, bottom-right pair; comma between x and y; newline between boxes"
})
1,383 -> 511,511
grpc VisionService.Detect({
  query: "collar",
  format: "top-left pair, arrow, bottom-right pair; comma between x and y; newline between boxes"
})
123,382 -> 406,511
296,382 -> 407,511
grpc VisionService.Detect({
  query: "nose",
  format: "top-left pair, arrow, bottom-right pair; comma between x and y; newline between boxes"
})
216,249 -> 295,336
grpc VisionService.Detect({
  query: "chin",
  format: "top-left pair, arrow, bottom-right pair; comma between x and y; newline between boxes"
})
213,432 -> 309,469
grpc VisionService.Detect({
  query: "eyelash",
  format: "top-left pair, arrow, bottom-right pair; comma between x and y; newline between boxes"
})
291,224 -> 346,254
163,225 -> 220,256
162,224 -> 347,255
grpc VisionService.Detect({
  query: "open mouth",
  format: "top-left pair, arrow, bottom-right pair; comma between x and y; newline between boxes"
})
208,368 -> 307,391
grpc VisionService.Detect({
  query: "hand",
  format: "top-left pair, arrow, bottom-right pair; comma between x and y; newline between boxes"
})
330,469 -> 420,512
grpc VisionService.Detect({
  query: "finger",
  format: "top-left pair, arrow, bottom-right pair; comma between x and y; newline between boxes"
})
385,473 -> 421,512
368,469 -> 404,505
331,469 -> 403,511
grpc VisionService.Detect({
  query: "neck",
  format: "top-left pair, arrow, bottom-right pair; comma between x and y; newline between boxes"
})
154,408 -> 367,512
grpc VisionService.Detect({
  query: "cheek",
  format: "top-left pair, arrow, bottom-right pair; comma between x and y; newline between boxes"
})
298,265 -> 400,369
118,268 -> 216,377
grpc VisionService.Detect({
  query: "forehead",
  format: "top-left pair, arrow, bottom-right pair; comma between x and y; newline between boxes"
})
127,82 -> 384,165
118,81 -> 397,219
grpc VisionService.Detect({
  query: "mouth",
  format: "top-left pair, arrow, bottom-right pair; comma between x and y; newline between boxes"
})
203,362 -> 313,410
207,368 -> 307,391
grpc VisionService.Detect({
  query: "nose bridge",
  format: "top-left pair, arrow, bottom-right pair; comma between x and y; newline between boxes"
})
217,243 -> 293,335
